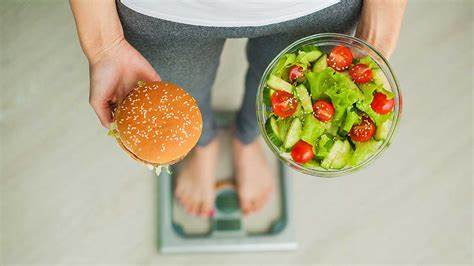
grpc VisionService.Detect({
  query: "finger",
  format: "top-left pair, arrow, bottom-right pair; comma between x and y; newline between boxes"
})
90,98 -> 113,128
140,61 -> 161,82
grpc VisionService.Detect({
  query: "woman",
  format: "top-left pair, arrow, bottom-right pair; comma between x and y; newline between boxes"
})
70,0 -> 406,217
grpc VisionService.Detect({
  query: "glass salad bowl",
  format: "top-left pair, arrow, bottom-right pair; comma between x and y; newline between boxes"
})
256,33 -> 401,177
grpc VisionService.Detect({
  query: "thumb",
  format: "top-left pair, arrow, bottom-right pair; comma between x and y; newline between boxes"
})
90,97 -> 113,128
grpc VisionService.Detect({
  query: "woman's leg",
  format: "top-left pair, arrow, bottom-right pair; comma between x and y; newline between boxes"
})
234,0 -> 362,214
117,2 -> 225,216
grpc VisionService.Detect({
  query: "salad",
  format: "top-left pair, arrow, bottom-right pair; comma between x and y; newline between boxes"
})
263,44 -> 395,170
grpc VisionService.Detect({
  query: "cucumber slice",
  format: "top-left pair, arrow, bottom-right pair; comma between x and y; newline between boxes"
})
295,84 -> 313,113
303,160 -> 324,170
375,119 -> 392,140
267,75 -> 293,93
329,140 -> 352,169
300,44 -> 320,53
283,118 -> 302,149
265,116 -> 283,146
296,50 -> 323,65
372,68 -> 385,86
348,140 -> 382,166
320,140 -> 352,169
262,87 -> 274,106
300,114 -> 328,145
312,54 -> 327,73
321,140 -> 342,169
292,103 -> 304,120
358,56 -> 379,69
358,56 -> 387,86
277,118 -> 292,141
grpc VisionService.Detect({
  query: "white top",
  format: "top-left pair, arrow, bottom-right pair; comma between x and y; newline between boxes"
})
121,0 -> 340,27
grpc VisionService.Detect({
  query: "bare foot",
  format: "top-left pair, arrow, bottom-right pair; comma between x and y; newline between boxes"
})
233,138 -> 275,215
174,138 -> 218,217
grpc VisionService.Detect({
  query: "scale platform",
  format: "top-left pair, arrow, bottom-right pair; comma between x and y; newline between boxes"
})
157,113 -> 297,253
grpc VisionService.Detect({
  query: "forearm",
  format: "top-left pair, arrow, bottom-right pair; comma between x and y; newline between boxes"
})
70,0 -> 124,63
356,0 -> 407,58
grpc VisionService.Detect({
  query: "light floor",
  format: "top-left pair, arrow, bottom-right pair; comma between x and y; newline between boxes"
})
1,1 -> 472,265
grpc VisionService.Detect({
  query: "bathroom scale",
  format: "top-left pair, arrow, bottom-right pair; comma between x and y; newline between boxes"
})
156,112 -> 297,253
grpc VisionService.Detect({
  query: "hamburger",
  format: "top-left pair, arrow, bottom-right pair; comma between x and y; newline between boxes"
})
108,81 -> 202,174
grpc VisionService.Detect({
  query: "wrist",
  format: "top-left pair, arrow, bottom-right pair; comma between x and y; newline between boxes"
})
70,0 -> 125,64
84,33 -> 126,65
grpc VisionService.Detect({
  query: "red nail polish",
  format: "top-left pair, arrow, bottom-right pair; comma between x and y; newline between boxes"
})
209,209 -> 215,217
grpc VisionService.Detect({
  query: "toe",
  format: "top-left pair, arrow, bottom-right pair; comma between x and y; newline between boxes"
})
256,193 -> 268,211
189,198 -> 201,216
196,202 -> 206,217
188,203 -> 198,216
186,205 -> 194,215
179,194 -> 188,207
241,201 -> 251,214
249,199 -> 258,213
181,194 -> 197,215
174,185 -> 183,198
200,197 -> 214,217
261,188 -> 272,204
238,192 -> 251,214
252,198 -> 264,212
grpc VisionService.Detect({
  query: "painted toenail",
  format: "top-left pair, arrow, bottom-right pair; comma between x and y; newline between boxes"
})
208,209 -> 215,217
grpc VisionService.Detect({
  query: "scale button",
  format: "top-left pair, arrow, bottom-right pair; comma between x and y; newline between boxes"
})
215,190 -> 239,214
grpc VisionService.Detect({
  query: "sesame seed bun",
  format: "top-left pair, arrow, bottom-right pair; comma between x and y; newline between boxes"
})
114,81 -> 202,165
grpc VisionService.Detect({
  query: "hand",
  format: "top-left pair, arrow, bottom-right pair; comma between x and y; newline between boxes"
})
355,0 -> 407,59
88,37 -> 160,127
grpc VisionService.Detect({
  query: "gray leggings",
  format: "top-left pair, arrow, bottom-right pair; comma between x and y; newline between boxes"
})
117,0 -> 362,146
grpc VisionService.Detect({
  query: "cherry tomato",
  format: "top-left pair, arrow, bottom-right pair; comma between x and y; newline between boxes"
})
349,115 -> 376,142
288,65 -> 304,83
270,90 -> 298,118
349,63 -> 373,83
291,140 -> 314,163
327,45 -> 353,71
312,100 -> 335,122
371,92 -> 394,114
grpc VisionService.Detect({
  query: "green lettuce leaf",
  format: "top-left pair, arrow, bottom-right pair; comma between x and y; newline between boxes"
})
271,53 -> 296,79
306,68 -> 336,100
358,81 -> 394,101
324,71 -> 364,127
341,107 -> 361,133
315,134 -> 335,160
